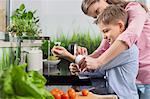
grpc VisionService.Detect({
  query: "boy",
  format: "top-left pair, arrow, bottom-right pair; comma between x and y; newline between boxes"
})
70,5 -> 139,99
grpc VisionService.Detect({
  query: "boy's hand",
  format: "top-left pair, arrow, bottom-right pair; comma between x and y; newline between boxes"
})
51,46 -> 69,58
79,56 -> 100,70
69,63 -> 81,75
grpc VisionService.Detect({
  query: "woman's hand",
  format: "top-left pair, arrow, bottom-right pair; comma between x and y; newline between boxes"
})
79,56 -> 101,70
69,63 -> 81,75
76,46 -> 88,56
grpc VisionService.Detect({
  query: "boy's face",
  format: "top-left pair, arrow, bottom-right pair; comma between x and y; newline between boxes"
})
99,21 -> 125,45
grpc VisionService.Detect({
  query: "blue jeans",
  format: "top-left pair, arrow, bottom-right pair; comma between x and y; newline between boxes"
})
137,84 -> 150,99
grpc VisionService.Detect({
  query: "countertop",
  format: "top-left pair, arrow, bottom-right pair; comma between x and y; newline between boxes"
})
76,92 -> 117,99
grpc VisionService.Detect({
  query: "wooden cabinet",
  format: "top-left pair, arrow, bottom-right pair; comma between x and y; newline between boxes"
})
0,0 -> 7,32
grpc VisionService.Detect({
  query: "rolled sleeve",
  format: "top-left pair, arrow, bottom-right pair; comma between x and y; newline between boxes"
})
79,69 -> 105,78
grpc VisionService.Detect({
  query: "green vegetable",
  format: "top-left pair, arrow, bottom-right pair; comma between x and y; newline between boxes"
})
0,64 -> 54,99
48,56 -> 59,60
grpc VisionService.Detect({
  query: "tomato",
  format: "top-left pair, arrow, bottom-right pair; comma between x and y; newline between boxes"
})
69,91 -> 76,99
50,88 -> 62,99
53,93 -> 61,99
50,90 -> 57,95
67,88 -> 76,99
58,90 -> 64,96
82,89 -> 89,96
61,93 -> 69,99
52,88 -> 60,92
67,88 -> 75,93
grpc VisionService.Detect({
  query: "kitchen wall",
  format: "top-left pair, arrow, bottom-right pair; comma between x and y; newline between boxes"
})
9,0 -> 150,39
146,0 -> 150,8
10,0 -> 100,39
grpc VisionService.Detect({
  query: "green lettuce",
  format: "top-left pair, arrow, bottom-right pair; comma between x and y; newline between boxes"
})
0,64 -> 54,99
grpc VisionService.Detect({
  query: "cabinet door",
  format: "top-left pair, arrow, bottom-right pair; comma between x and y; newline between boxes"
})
0,0 -> 7,32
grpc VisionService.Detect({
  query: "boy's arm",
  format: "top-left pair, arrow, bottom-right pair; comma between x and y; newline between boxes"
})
99,45 -> 138,71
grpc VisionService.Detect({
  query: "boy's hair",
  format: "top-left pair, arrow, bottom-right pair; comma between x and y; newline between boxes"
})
95,5 -> 128,26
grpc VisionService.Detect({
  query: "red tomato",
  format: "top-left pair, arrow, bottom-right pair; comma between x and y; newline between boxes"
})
50,90 -> 57,96
53,93 -> 61,99
82,89 -> 89,96
61,93 -> 69,99
58,90 -> 64,96
67,88 -> 76,99
52,88 -> 60,92
50,88 -> 62,99
69,91 -> 76,99
67,88 -> 75,94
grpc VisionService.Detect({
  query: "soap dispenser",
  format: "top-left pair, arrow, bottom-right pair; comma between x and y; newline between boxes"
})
27,48 -> 43,74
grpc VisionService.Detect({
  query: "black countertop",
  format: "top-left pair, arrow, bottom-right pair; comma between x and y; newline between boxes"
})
44,75 -> 92,86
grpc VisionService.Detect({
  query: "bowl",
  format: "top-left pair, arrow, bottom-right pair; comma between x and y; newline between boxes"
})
47,59 -> 61,65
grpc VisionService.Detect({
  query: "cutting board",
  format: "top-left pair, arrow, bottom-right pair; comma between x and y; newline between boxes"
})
76,92 -> 118,99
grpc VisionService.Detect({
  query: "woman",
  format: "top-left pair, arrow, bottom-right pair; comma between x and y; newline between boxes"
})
80,0 -> 150,99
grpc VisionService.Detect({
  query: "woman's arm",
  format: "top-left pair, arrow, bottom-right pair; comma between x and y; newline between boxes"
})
96,40 -> 128,66
79,40 -> 128,70
89,39 -> 110,58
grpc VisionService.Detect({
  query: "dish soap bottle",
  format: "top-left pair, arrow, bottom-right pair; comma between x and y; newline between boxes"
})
27,48 -> 43,74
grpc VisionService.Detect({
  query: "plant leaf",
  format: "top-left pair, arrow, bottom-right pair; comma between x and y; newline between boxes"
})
19,4 -> 25,11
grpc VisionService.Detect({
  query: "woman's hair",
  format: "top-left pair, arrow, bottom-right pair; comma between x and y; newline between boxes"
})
81,0 -> 148,15
81,0 -> 98,14
94,5 -> 128,26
